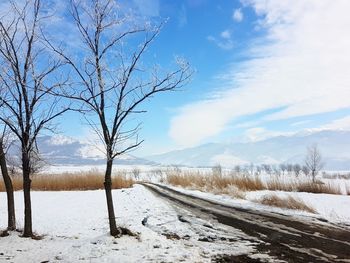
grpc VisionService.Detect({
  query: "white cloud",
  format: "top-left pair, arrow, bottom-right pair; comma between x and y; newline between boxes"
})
232,8 -> 243,22
242,116 -> 350,143
320,116 -> 350,131
234,120 -> 262,129
170,0 -> 350,147
220,30 -> 231,39
207,29 -> 234,50
49,135 -> 76,146
244,127 -> 270,142
291,120 -> 310,127
243,127 -> 293,142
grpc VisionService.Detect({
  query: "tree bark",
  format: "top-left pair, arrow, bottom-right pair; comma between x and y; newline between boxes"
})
0,141 -> 16,231
104,158 -> 120,236
22,152 -> 32,237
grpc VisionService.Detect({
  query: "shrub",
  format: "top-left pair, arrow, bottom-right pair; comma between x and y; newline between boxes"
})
256,194 -> 316,213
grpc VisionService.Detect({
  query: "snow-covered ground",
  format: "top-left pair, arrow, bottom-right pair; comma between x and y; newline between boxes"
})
2,164 -> 350,262
0,185 -> 255,263
38,165 -> 350,225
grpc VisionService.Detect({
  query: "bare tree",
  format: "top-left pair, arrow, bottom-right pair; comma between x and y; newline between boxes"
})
301,165 -> 310,177
292,163 -> 302,177
212,164 -> 222,177
279,164 -> 287,175
0,125 -> 16,231
131,167 -> 140,181
305,144 -> 324,182
0,0 -> 69,237
47,0 -> 191,236
262,164 -> 272,175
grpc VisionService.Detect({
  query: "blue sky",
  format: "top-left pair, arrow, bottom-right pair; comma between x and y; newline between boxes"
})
125,0 -> 350,156
57,0 -> 350,157
9,0 -> 349,157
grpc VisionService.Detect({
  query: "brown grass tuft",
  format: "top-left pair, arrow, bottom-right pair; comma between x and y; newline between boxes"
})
257,194 -> 316,213
0,170 -> 134,191
266,179 -> 294,192
166,170 -> 205,188
294,181 -> 341,195
229,175 -> 265,192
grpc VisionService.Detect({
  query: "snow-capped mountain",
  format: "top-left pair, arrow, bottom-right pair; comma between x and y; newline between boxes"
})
6,130 -> 350,170
147,130 -> 350,170
8,135 -> 156,166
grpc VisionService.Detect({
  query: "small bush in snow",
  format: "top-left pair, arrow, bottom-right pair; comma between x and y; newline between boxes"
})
257,194 -> 316,213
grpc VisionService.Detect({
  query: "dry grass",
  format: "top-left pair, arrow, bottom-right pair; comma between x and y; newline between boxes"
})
265,179 -> 294,192
165,170 -> 268,199
256,194 -> 316,213
166,170 -> 265,192
294,181 -> 341,194
165,170 -> 207,188
230,175 -> 265,191
0,170 -> 134,191
265,179 -> 341,194
165,169 -> 342,195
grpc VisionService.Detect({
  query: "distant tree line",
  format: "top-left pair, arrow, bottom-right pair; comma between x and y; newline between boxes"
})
231,144 -> 324,183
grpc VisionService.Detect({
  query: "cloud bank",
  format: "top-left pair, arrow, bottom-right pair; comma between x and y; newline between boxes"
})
170,0 -> 350,147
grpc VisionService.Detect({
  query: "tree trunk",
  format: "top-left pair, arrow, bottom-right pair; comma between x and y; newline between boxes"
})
22,152 -> 32,237
0,141 -> 16,231
104,158 -> 120,236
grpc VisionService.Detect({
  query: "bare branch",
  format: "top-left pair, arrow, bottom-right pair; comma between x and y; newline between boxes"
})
0,0 -> 76,236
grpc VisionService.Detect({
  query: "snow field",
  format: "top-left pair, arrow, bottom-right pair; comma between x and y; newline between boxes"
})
0,185 -> 255,262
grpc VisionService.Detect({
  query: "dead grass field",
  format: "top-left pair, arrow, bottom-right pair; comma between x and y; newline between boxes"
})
256,194 -> 316,213
0,170 -> 134,191
165,170 -> 342,196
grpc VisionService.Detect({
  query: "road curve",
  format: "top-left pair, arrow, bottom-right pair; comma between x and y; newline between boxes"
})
141,183 -> 350,263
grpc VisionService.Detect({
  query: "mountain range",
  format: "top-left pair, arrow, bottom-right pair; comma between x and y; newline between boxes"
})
6,130 -> 350,170
147,130 -> 350,170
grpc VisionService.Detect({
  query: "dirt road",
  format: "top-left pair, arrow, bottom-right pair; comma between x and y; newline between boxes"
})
142,183 -> 350,263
